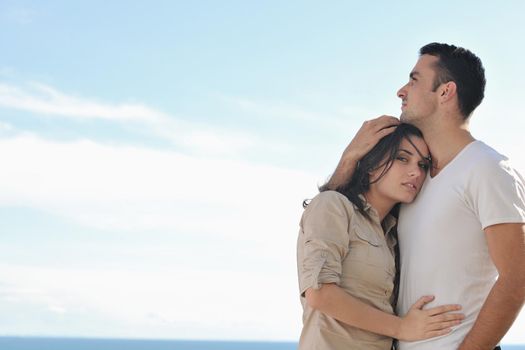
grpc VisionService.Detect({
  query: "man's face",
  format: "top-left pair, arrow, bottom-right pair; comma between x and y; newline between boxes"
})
397,54 -> 441,126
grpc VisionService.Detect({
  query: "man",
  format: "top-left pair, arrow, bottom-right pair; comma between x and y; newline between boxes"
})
324,43 -> 525,349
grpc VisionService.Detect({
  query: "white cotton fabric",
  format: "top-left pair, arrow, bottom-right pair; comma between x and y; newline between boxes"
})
397,141 -> 525,349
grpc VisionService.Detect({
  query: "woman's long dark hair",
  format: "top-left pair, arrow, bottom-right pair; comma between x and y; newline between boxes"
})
319,123 -> 428,219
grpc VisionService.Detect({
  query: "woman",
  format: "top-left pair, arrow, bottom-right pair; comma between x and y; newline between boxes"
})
297,123 -> 464,349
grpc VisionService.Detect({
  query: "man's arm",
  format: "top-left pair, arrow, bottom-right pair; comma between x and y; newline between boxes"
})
458,223 -> 525,350
321,116 -> 399,191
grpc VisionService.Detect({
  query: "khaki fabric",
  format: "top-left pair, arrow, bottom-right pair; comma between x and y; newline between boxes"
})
297,191 -> 397,350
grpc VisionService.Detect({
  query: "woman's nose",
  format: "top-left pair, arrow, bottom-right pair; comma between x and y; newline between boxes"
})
408,166 -> 423,178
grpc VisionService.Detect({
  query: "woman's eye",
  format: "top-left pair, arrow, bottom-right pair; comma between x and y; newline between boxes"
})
396,156 -> 408,162
419,162 -> 430,170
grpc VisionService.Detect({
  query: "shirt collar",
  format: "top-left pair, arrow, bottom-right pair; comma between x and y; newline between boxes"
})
383,214 -> 397,235
357,194 -> 397,234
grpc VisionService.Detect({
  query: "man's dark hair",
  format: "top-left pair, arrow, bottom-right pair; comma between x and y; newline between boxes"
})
420,42 -> 486,119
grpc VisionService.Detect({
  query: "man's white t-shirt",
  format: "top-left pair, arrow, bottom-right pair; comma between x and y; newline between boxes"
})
396,141 -> 525,349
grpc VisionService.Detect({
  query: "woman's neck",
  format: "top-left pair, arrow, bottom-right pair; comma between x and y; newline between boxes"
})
364,192 -> 394,222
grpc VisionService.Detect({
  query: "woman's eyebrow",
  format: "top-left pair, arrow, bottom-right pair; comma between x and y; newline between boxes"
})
399,148 -> 431,162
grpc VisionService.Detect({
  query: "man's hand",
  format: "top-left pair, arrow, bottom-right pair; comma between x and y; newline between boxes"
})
341,115 -> 400,163
322,115 -> 400,191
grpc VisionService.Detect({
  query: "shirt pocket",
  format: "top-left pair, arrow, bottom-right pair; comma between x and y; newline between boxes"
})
355,228 -> 381,247
347,225 -> 384,268
345,223 -> 395,281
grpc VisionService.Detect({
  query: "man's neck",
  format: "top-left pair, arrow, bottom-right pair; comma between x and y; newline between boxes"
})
422,123 -> 476,177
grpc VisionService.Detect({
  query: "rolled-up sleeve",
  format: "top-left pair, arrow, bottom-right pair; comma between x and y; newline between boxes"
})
298,191 -> 351,296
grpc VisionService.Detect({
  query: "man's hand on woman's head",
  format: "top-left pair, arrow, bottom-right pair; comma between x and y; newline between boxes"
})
323,115 -> 400,191
341,115 -> 400,163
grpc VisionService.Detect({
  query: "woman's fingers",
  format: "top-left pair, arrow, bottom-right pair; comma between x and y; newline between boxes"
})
425,328 -> 454,338
429,312 -> 465,325
410,295 -> 435,310
426,304 -> 462,316
428,318 -> 463,331
426,311 -> 465,332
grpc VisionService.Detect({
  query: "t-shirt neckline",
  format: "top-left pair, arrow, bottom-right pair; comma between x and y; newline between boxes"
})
429,140 -> 480,180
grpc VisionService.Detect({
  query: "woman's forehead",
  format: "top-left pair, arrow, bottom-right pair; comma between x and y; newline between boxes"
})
400,136 -> 430,158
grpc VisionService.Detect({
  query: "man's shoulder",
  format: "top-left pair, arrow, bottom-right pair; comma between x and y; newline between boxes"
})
461,141 -> 525,195
464,141 -> 512,172
468,140 -> 507,162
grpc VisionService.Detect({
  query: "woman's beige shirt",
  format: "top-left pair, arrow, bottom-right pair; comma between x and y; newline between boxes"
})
297,191 -> 397,350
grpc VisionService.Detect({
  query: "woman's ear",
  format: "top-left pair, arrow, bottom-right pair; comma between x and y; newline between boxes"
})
368,166 -> 380,183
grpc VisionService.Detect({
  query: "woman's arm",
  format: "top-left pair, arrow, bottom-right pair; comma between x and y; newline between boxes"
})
306,283 -> 464,341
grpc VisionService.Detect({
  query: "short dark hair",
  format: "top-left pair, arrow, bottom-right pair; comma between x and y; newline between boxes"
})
318,123 -> 430,219
420,42 -> 486,119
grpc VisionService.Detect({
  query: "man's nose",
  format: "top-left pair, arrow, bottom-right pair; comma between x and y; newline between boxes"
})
397,84 -> 407,99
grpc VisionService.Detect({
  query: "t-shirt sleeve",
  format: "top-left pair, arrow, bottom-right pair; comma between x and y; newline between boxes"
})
468,158 -> 525,229
298,191 -> 351,297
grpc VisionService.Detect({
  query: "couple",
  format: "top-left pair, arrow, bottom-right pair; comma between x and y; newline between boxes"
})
297,43 -> 525,349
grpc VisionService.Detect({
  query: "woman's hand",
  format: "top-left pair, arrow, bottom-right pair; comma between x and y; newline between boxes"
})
397,295 -> 465,341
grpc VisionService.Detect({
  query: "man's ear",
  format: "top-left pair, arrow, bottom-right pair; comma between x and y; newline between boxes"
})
439,81 -> 457,102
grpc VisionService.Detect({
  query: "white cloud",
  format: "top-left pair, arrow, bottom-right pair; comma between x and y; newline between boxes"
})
0,134 -> 318,339
0,82 -> 165,122
48,305 -> 67,315
0,263 -> 302,340
1,258 -> 524,342
0,82 -> 256,156
0,134 -> 319,236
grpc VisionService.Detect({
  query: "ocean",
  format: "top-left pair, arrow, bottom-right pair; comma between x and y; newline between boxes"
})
0,337 -> 297,350
0,337 -> 523,350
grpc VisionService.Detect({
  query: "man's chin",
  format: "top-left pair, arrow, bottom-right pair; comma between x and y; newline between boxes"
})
399,112 -> 416,124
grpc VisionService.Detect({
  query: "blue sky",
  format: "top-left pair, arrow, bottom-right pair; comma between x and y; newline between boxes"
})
0,0 -> 524,344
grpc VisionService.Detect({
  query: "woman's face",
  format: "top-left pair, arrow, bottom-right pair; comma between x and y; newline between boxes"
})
368,136 -> 430,205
